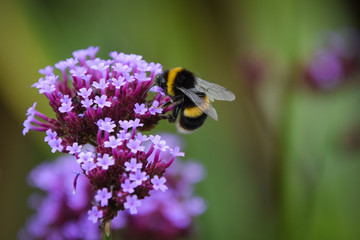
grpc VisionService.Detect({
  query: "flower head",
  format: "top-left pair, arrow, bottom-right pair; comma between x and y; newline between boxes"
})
20,156 -> 100,239
21,134 -> 205,240
22,47 -> 183,227
304,28 -> 360,90
23,47 -> 171,142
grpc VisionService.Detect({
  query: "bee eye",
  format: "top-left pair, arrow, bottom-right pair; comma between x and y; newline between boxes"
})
160,77 -> 166,87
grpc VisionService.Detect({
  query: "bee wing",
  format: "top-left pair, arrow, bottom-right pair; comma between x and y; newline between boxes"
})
178,87 -> 218,121
195,77 -> 235,102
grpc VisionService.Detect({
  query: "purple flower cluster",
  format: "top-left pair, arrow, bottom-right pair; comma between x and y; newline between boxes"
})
22,47 -> 182,224
23,46 -> 170,139
113,142 -> 207,240
20,134 -> 206,240
19,156 -> 99,239
304,28 -> 360,90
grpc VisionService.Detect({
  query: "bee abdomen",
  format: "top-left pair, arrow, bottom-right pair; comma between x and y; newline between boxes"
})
183,106 -> 203,118
183,94 -> 210,117
177,112 -> 207,133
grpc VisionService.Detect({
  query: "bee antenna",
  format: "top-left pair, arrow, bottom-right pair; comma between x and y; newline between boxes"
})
142,78 -> 158,98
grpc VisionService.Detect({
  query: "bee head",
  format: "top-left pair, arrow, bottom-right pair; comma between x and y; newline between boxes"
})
157,74 -> 167,90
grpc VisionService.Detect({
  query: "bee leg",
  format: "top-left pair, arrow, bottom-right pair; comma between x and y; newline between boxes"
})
159,114 -> 176,122
159,104 -> 181,123
168,104 -> 181,123
159,95 -> 184,108
159,100 -> 173,109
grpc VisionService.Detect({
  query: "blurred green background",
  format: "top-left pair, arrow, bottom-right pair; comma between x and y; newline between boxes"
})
1,0 -> 360,239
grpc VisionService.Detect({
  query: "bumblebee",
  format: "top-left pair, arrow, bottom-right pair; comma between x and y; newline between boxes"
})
153,67 -> 235,133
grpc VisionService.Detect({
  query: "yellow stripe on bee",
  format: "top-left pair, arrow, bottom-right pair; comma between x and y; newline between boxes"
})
183,96 -> 210,118
167,67 -> 183,96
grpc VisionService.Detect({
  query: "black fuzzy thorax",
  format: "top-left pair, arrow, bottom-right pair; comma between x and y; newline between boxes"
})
174,69 -> 196,89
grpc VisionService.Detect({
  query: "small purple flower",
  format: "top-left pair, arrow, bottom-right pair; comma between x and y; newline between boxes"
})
66,58 -> 79,68
88,207 -> 103,223
48,138 -> 63,153
61,95 -> 72,104
137,61 -> 150,72
121,179 -> 138,194
134,103 -> 147,115
149,134 -> 161,144
77,151 -> 94,164
134,72 -> 151,82
81,98 -> 94,108
95,188 -> 112,207
153,139 -> 169,152
22,118 -> 32,136
127,139 -> 145,154
94,95 -> 111,108
66,142 -> 82,155
112,62 -> 132,74
111,76 -> 126,88
124,195 -> 141,214
39,66 -> 54,76
86,46 -> 99,59
129,170 -> 148,186
96,154 -> 115,170
59,95 -> 74,113
81,160 -> 96,174
125,74 -> 135,83
82,74 -> 92,85
26,102 -> 37,116
59,103 -> 74,113
169,146 -> 185,157
117,130 -> 131,141
104,136 -> 122,149
129,118 -> 143,129
32,75 -> 57,94
135,132 -> 148,142
78,88 -> 93,99
150,86 -> 165,95
54,60 -> 68,71
151,175 -> 168,192
97,118 -> 116,133
118,120 -> 132,131
149,62 -> 163,75
72,49 -> 88,61
92,78 -> 109,92
44,129 -> 57,143
70,67 -> 87,78
124,158 -> 143,172
149,100 -> 163,115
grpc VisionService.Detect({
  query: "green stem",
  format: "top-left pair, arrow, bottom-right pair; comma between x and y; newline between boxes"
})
101,221 -> 112,240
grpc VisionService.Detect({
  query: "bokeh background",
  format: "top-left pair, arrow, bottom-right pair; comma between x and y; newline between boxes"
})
1,0 -> 360,239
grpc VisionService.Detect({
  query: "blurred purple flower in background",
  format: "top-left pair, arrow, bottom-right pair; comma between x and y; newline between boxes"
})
304,28 -> 360,90
22,47 -> 184,226
20,134 -> 206,240
18,156 -> 99,239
